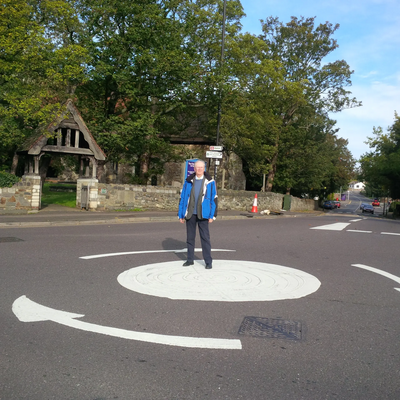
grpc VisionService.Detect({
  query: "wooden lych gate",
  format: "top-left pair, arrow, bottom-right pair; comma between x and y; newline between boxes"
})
17,99 -> 106,210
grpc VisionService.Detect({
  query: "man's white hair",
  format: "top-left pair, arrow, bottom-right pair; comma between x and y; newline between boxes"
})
194,159 -> 206,168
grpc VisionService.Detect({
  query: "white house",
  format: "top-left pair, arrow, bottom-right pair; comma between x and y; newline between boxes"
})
349,182 -> 365,190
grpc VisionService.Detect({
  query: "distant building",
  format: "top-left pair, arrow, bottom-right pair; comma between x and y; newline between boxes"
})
349,181 -> 365,190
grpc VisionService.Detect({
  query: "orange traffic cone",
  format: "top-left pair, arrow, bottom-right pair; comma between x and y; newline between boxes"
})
251,194 -> 258,213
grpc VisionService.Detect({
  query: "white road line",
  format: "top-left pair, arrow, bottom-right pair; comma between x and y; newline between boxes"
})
347,230 -> 372,234
310,222 -> 350,231
80,248 -> 235,260
381,232 -> 400,236
12,296 -> 242,350
352,264 -> 400,292
349,219 -> 362,222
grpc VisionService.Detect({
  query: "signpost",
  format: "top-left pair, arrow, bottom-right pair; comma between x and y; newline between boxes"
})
206,151 -> 223,159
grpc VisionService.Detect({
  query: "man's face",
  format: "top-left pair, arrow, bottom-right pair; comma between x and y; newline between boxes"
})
194,163 -> 205,178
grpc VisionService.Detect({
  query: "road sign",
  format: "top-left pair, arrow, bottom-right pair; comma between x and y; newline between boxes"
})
209,146 -> 223,151
206,151 -> 223,159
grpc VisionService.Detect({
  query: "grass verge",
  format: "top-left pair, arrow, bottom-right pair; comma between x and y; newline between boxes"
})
41,182 -> 76,208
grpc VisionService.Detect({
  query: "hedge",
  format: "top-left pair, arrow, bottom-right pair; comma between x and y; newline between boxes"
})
0,171 -> 21,188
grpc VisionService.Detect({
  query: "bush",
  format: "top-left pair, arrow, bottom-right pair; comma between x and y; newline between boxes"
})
0,171 -> 20,188
390,201 -> 400,216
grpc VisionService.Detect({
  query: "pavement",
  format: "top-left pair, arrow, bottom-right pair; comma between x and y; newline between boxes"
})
0,204 -> 322,228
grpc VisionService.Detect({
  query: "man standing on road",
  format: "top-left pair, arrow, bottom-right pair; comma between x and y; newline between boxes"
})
178,159 -> 218,269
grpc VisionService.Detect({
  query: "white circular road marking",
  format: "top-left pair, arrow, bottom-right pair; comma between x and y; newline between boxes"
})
117,260 -> 321,302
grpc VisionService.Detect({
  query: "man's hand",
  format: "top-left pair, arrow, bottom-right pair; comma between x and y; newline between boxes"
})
208,218 -> 213,223
179,218 -> 185,223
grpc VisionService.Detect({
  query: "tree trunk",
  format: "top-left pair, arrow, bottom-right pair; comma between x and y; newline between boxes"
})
39,157 -> 51,189
97,160 -> 106,183
265,151 -> 279,192
10,153 -> 19,175
140,154 -> 150,184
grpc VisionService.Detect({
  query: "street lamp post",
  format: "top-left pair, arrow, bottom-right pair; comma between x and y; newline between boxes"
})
214,0 -> 227,183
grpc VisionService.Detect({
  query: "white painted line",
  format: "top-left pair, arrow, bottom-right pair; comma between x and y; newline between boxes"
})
310,222 -> 350,231
352,264 -> 400,292
12,296 -> 242,350
347,230 -> 372,234
381,232 -> 400,236
349,219 -> 362,222
117,260 -> 321,302
80,248 -> 235,260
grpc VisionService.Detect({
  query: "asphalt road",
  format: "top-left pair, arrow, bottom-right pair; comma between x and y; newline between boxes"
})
1,214 -> 400,399
323,191 -> 388,216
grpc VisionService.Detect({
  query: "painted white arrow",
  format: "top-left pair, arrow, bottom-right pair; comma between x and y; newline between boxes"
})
310,222 -> 350,231
12,296 -> 242,350
80,248 -> 235,260
352,264 -> 400,292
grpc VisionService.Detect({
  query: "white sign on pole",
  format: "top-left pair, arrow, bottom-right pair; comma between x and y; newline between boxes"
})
209,146 -> 223,151
206,151 -> 223,159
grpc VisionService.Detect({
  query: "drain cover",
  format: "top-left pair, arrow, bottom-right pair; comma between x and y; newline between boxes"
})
0,237 -> 24,243
238,316 -> 304,340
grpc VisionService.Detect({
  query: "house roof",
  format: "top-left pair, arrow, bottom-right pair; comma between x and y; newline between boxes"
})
18,99 -> 106,161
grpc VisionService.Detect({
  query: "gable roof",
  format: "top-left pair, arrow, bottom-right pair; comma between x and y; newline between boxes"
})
18,99 -> 106,161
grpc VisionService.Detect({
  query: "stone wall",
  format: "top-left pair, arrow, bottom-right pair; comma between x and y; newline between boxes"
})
290,196 -> 320,211
1,177 -> 319,214
89,183 -> 318,212
0,175 -> 41,213
96,183 -> 179,211
218,191 -> 284,211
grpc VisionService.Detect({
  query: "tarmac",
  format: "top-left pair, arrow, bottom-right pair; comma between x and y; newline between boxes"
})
0,204 -> 322,228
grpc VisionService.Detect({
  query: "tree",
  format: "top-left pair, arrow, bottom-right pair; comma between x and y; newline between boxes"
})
221,17 -> 359,192
359,113 -> 400,198
71,0 -> 245,182
0,0 -> 88,170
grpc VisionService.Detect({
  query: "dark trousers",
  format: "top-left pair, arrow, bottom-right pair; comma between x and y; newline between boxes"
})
186,214 -> 212,264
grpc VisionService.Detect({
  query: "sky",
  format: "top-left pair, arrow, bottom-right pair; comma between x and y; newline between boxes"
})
239,0 -> 400,161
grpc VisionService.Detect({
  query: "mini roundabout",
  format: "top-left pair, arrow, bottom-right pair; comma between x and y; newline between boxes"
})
13,249 -> 322,350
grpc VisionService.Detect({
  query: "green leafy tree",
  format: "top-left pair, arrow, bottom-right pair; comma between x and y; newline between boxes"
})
359,113 -> 400,198
222,16 -> 358,192
73,0 -> 244,182
0,0 -> 88,170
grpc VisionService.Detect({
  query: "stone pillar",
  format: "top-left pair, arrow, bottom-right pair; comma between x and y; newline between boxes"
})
22,175 -> 41,211
77,178 -> 98,210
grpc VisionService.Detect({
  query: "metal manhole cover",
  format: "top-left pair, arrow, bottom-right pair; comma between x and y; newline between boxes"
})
238,316 -> 304,340
0,237 -> 24,243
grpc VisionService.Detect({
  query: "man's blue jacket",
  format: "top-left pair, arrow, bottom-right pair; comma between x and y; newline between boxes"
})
178,172 -> 218,220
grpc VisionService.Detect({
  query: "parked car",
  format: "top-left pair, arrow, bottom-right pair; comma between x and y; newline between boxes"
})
362,204 -> 374,214
372,199 -> 380,206
323,200 -> 336,209
360,203 -> 367,211
333,201 -> 341,208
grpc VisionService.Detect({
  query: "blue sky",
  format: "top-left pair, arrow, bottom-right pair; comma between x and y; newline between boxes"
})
239,0 -> 400,160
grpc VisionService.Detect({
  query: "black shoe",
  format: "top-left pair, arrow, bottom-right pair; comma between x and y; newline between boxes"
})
205,263 -> 212,269
183,261 -> 194,267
